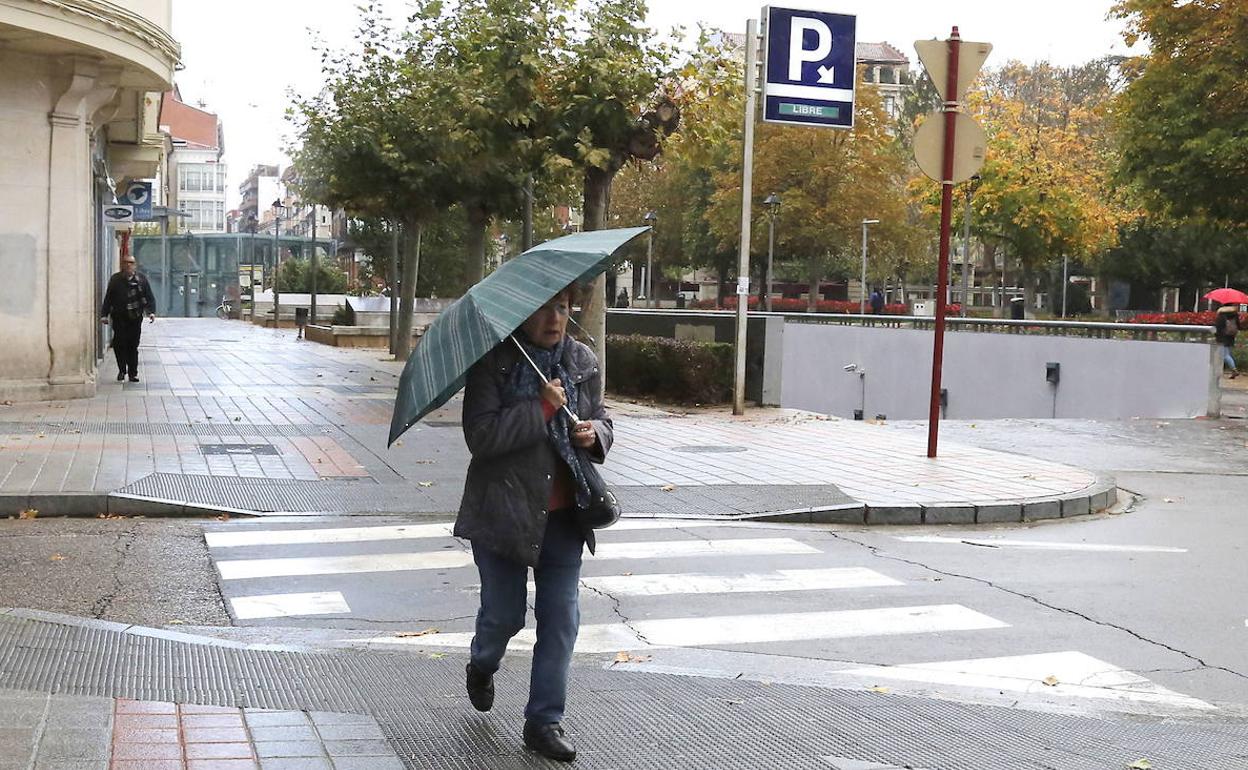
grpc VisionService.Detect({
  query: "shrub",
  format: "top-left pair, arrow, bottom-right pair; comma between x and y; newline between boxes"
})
691,297 -> 958,316
606,334 -> 733,404
331,303 -> 352,325
1127,311 -> 1218,325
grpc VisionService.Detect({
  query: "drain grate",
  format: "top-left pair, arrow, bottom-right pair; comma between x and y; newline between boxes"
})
199,444 -> 281,456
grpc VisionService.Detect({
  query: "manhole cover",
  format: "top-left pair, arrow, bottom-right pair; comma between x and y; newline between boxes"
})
199,444 -> 281,456
672,445 -> 748,454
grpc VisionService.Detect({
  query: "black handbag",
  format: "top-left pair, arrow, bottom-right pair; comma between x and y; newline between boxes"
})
575,448 -> 621,529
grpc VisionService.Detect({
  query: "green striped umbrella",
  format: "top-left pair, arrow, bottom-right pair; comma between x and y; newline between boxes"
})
388,226 -> 648,445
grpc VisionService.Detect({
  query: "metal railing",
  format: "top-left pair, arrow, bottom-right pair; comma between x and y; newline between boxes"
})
605,308 -> 1216,343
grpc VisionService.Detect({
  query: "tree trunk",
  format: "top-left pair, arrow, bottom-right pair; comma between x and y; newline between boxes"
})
395,221 -> 422,360
806,262 -> 820,312
464,202 -> 488,291
388,223 -> 399,354
580,167 -> 613,394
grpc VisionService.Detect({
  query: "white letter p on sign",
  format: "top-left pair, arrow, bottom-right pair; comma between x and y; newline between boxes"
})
788,17 -> 833,82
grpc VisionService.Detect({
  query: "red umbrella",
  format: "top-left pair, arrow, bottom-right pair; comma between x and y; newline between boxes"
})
1203,288 -> 1248,305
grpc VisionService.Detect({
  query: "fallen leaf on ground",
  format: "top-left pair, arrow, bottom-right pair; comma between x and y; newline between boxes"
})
660,484 -> 676,492
725,698 -> 745,706
869,686 -> 890,694
1127,760 -> 1152,770
1162,498 -> 1176,504
395,628 -> 439,638
419,482 -> 434,488
49,554 -> 65,562
167,619 -> 185,625
395,440 -> 404,447
428,653 -> 445,660
1042,675 -> 1059,687
612,652 -> 651,664
216,514 -> 230,522
18,509 -> 38,520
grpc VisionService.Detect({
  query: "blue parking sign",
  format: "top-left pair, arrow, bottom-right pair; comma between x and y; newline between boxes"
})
763,6 -> 856,128
125,181 -> 153,221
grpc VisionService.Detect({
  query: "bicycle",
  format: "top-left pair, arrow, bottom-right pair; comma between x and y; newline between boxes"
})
215,296 -> 232,320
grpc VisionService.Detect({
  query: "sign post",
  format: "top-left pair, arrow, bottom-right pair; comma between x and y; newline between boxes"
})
733,6 -> 858,414
913,29 -> 991,457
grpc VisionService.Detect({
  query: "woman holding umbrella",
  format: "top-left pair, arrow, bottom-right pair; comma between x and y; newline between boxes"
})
1215,304 -> 1241,378
454,282 -> 611,763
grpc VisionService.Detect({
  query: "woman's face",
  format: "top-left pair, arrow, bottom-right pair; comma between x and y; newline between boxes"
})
521,292 -> 571,349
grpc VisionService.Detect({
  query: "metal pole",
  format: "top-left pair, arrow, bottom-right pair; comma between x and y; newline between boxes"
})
310,205 -> 318,325
766,213 -> 775,313
1061,255 -> 1069,319
732,17 -> 760,416
961,184 -> 972,316
158,214 -> 170,316
389,223 -> 399,354
646,229 -> 654,309
249,230 -> 256,319
859,222 -> 869,314
927,26 -> 961,459
273,212 -> 281,328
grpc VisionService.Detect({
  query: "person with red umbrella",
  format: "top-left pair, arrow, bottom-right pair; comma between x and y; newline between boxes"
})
1213,303 -> 1242,379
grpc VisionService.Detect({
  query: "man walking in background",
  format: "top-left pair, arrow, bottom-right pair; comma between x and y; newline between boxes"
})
101,255 -> 156,383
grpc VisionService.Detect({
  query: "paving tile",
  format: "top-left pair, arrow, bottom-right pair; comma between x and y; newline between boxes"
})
252,740 -> 325,759
328,757 -> 404,770
116,700 -> 178,716
185,742 -> 254,760
33,728 -> 111,761
246,726 -> 317,743
182,727 -> 249,744
112,727 -> 180,744
306,712 -> 373,727
179,704 -> 239,715
114,714 -> 179,731
109,741 -> 184,761
311,723 -> 386,741
242,711 -> 308,728
180,715 -> 244,729
185,761 -> 259,770
258,759 -> 333,770
32,761 -> 109,770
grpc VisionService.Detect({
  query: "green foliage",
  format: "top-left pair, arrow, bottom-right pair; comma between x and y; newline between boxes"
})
275,258 -> 349,294
605,334 -> 733,404
1101,218 -> 1248,297
1113,0 -> 1248,224
332,304 -> 352,325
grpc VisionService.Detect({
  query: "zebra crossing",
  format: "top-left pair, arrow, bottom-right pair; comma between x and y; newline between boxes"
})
201,518 -> 1214,715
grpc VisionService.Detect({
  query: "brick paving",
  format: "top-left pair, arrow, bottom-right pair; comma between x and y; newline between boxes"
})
0,319 -> 1106,519
0,690 -> 402,770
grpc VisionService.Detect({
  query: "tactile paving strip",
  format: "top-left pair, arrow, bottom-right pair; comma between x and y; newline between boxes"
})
0,612 -> 1245,769
0,422 -> 335,438
115,473 -> 855,517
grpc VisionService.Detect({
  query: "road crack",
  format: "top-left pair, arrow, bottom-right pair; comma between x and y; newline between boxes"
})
827,531 -> 1248,683
90,524 -> 138,619
579,581 -> 652,646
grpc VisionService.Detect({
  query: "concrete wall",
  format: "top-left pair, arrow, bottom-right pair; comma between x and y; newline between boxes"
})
779,321 -> 1215,420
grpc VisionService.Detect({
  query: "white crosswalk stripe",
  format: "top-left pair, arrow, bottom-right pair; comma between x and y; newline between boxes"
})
202,519 -> 1211,715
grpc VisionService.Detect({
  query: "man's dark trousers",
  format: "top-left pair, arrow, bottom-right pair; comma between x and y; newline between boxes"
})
111,317 -> 142,377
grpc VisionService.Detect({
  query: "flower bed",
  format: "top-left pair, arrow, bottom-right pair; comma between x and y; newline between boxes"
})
688,297 -> 961,316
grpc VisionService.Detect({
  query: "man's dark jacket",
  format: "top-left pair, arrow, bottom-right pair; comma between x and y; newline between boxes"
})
100,271 -> 156,321
454,339 -> 613,567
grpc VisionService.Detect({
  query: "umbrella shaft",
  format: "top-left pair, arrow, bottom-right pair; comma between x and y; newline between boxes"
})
510,335 -> 580,424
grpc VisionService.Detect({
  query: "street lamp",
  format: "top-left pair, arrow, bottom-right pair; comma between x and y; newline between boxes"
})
763,193 -> 781,312
272,198 -> 285,327
643,210 -> 657,308
860,219 -> 880,314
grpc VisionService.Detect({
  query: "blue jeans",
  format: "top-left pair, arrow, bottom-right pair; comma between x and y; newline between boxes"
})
1223,344 -> 1237,371
470,510 -> 583,725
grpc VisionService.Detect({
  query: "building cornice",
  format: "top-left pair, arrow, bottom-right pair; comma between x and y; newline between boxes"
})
18,0 -> 180,69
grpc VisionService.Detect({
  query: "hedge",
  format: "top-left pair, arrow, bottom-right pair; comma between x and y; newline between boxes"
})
606,334 -> 733,404
689,297 -> 961,315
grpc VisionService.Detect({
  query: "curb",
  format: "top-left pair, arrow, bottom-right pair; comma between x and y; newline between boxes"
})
0,475 -> 1119,527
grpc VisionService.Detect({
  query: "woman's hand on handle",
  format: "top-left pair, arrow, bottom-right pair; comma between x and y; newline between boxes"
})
571,420 -> 597,449
541,378 -> 567,409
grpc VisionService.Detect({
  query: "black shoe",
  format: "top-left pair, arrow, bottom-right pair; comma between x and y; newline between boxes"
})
523,722 -> 576,762
465,662 -> 494,712
128,375 -> 139,383
116,371 -> 125,382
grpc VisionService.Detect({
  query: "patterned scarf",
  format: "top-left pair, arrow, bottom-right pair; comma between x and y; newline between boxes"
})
503,336 -> 591,510
124,275 -> 145,321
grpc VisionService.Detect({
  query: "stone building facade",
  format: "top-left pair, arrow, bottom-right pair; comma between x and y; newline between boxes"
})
0,0 -> 179,401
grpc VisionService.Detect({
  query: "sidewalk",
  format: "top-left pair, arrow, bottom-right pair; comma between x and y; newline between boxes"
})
0,319 -> 1113,523
0,609 -> 1245,769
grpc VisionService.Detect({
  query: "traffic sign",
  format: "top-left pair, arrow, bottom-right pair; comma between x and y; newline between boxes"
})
914,39 -> 992,101
763,6 -> 856,129
913,112 -> 986,184
124,181 -> 153,221
102,204 -> 134,225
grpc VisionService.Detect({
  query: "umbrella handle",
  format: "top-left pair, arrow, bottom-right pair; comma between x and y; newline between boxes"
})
509,335 -> 579,423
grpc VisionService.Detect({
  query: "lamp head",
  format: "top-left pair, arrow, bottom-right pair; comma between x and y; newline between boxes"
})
862,219 -> 880,226
643,210 -> 657,223
763,193 -> 781,208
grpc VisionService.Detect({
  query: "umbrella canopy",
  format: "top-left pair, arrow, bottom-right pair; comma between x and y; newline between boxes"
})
1203,288 -> 1248,306
388,226 -> 649,445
